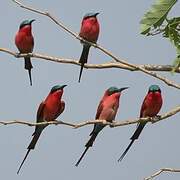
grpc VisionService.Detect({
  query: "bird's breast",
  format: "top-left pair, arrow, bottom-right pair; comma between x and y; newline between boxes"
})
44,100 -> 61,121
15,32 -> 34,53
99,100 -> 119,122
79,20 -> 99,42
143,94 -> 162,117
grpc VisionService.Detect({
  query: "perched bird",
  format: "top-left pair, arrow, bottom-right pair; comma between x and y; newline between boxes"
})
118,85 -> 163,162
15,19 -> 35,86
17,85 -> 67,174
75,86 -> 128,166
78,12 -> 100,82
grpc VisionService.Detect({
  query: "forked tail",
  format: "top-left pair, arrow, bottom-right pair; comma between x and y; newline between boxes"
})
24,57 -> 33,86
118,123 -> 146,162
75,132 -> 97,166
78,45 -> 90,82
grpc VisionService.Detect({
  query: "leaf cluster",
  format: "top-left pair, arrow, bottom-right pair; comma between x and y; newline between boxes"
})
140,0 -> 180,70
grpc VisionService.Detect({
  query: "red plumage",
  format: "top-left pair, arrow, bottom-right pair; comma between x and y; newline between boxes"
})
78,13 -> 100,82
15,25 -> 34,53
140,91 -> 162,118
79,16 -> 100,43
15,20 -> 34,86
75,87 -> 128,166
118,85 -> 163,162
17,85 -> 66,174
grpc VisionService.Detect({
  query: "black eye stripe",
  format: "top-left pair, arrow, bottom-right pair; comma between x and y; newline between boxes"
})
20,23 -> 29,29
148,89 -> 161,93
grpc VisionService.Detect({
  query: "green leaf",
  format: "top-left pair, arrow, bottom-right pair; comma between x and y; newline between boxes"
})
140,0 -> 177,35
163,17 -> 180,50
166,18 -> 180,72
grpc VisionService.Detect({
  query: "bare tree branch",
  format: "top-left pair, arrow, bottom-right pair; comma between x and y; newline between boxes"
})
0,105 -> 179,128
96,46 -> 180,89
144,168 -> 180,180
12,0 -> 180,89
1,48 -> 180,73
12,0 -> 78,39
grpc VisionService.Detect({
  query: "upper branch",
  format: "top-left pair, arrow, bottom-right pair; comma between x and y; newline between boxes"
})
12,0 -> 180,89
1,48 -> 180,72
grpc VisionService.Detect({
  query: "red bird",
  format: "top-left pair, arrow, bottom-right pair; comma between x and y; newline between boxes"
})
78,12 -> 100,82
15,19 -> 35,86
17,85 -> 67,174
118,85 -> 163,162
75,86 -> 128,166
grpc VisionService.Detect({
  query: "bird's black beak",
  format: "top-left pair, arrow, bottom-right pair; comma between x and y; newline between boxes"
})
30,19 -> 36,24
60,85 -> 67,89
95,12 -> 100,17
118,87 -> 129,92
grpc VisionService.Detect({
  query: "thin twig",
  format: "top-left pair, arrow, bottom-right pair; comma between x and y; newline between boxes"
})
96,46 -> 180,89
0,105 -> 179,128
144,168 -> 180,180
12,0 -> 180,89
1,48 -> 180,72
12,0 -> 78,38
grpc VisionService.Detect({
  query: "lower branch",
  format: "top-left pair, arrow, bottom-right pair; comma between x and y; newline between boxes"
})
144,168 -> 180,180
0,105 -> 179,128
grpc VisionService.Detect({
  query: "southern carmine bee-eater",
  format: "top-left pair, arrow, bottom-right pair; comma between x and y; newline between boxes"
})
78,12 -> 100,82
15,19 -> 35,86
17,85 -> 67,174
118,85 -> 163,162
75,86 -> 128,166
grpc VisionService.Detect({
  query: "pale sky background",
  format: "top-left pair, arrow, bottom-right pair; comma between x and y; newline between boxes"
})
0,0 -> 180,180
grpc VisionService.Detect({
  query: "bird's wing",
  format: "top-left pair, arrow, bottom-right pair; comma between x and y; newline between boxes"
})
89,100 -> 104,136
36,101 -> 45,123
32,101 -> 46,136
140,96 -> 148,118
95,100 -> 104,119
55,101 -> 65,119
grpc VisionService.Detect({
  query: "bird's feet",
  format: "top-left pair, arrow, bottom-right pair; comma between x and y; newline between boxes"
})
15,52 -> 21,58
110,120 -> 115,128
152,115 -> 161,123
53,120 -> 60,125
